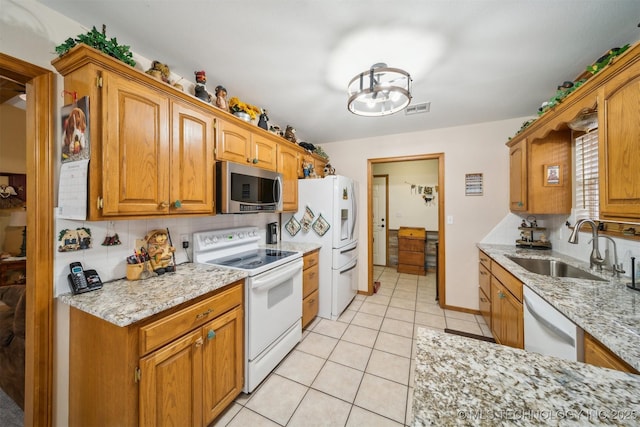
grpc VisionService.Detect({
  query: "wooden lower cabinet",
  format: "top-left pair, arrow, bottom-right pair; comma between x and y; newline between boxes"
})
302,250 -> 319,328
479,250 -> 523,349
69,281 -> 244,427
583,332 -> 639,374
491,276 -> 524,349
478,252 -> 491,328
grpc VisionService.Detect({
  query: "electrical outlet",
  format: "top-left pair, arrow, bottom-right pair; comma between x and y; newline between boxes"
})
180,234 -> 189,249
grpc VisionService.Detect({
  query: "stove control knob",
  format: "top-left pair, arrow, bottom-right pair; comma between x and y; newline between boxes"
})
237,232 -> 244,239
211,236 -> 218,243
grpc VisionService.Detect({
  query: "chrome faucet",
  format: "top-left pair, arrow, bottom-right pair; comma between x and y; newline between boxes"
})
589,235 -> 626,278
568,219 -> 605,270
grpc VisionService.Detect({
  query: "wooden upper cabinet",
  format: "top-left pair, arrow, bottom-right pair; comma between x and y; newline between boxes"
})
278,143 -> 300,211
251,135 -> 278,171
507,131 -> 571,214
102,72 -> 171,216
509,139 -> 527,212
599,73 -> 640,222
171,102 -> 215,213
215,119 -> 251,165
52,44 -> 215,218
215,119 -> 277,171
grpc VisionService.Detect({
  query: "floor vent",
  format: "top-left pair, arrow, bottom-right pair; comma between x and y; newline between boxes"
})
405,102 -> 431,115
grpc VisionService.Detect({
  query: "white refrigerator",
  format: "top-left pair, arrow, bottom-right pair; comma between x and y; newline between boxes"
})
282,175 -> 358,320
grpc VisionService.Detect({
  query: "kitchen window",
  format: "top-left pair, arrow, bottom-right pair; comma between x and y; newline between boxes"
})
574,130 -> 599,220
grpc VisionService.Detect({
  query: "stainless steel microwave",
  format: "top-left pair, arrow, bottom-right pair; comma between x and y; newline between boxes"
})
216,161 -> 283,213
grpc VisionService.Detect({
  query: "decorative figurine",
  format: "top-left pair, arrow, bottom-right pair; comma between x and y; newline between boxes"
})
214,85 -> 228,110
257,109 -> 269,130
145,229 -> 176,274
194,71 -> 212,103
146,60 -> 171,83
284,125 -> 297,143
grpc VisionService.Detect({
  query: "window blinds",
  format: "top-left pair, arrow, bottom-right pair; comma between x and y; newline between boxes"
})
575,130 -> 599,220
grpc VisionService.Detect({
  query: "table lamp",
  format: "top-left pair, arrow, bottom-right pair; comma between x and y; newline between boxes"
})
9,210 -> 27,257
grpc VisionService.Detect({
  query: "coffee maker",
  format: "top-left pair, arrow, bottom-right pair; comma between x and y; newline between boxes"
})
266,222 -> 278,244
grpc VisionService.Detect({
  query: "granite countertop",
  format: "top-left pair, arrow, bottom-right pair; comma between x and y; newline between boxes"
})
264,241 -> 322,255
477,243 -> 640,371
412,328 -> 640,426
58,263 -> 247,327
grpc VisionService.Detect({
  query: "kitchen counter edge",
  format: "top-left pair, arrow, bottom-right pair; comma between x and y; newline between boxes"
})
57,263 -> 248,327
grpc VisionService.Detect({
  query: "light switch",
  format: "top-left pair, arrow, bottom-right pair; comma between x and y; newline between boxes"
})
447,215 -> 454,225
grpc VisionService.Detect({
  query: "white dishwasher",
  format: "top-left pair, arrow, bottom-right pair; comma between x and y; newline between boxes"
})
523,287 -> 583,362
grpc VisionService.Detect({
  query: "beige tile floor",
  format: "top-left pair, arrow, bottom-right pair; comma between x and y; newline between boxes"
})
212,267 -> 493,427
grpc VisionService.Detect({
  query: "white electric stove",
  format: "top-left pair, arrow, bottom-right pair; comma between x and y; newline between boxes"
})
193,227 -> 303,393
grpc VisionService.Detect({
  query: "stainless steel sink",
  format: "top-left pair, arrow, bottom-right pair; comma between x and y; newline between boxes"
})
506,256 -> 607,282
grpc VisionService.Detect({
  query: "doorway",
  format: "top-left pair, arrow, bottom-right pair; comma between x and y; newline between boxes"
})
372,175 -> 388,266
0,53 -> 55,426
367,154 -> 445,306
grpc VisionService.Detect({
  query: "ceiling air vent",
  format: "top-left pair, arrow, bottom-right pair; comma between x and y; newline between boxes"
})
405,102 -> 430,115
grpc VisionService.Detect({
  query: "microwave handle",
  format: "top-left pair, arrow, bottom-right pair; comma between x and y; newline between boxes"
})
274,175 -> 282,204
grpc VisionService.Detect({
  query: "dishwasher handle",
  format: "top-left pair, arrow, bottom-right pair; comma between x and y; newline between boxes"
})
524,295 -> 575,347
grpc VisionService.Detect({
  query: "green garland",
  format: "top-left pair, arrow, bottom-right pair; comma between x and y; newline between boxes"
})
55,25 -> 135,67
510,44 -> 631,139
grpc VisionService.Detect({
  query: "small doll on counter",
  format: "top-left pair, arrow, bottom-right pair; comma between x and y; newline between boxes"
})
145,229 -> 176,274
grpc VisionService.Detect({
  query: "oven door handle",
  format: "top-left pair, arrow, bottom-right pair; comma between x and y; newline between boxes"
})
251,262 -> 302,292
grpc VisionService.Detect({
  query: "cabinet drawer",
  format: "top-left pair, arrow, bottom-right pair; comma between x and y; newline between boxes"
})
140,282 -> 243,355
398,251 -> 424,266
398,264 -> 425,275
398,239 -> 425,252
479,263 -> 491,297
302,289 -> 319,328
303,250 -> 319,270
303,264 -> 319,298
479,250 -> 490,269
491,261 -> 522,302
479,287 -> 491,329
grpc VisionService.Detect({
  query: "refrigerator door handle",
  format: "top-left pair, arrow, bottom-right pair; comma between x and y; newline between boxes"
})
350,182 -> 357,240
340,259 -> 358,275
340,245 -> 357,254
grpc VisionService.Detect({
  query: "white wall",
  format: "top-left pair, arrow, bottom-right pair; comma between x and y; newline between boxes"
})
372,159 -> 439,230
324,116 -> 527,309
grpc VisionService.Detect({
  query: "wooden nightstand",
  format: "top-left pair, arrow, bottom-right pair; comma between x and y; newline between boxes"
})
0,258 -> 26,286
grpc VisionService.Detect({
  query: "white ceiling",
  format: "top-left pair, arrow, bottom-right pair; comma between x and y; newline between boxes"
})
39,0 -> 640,144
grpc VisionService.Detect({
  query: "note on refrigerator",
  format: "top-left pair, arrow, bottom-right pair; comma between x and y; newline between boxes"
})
58,159 -> 89,220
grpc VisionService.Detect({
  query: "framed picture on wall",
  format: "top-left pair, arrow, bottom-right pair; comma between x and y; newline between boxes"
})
544,164 -> 561,186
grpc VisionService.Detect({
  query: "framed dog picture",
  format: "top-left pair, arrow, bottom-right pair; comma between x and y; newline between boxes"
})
61,96 -> 90,162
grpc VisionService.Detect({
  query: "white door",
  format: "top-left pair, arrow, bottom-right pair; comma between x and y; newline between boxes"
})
373,176 -> 387,265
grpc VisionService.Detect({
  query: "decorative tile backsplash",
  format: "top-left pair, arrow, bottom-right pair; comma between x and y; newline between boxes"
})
53,213 -> 278,296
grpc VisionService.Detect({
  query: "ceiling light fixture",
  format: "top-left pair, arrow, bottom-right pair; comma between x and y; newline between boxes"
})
347,63 -> 412,116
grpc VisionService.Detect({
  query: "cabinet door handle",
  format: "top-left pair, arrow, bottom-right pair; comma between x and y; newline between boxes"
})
196,308 -> 213,320
195,337 -> 203,348
159,201 -> 169,208
207,329 -> 216,341
173,200 -> 182,208
497,290 -> 506,299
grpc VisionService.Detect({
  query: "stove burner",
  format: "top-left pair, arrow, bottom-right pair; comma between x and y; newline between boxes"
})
205,248 -> 298,272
